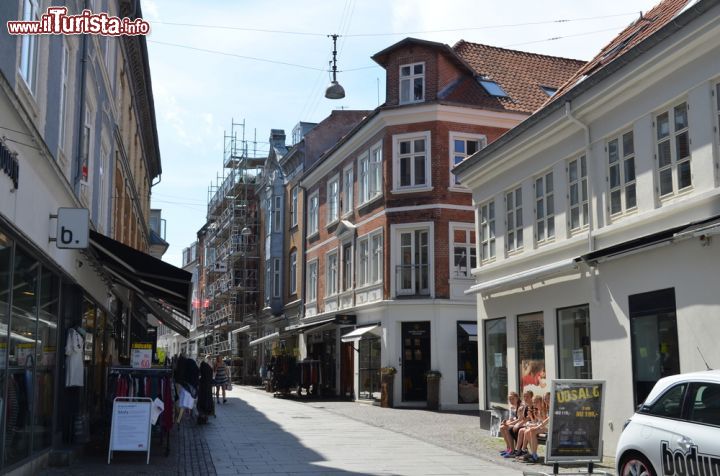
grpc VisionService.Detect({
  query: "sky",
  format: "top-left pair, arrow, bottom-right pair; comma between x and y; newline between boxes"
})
143,0 -> 660,267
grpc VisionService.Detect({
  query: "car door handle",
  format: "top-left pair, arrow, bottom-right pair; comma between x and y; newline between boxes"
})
677,436 -> 694,451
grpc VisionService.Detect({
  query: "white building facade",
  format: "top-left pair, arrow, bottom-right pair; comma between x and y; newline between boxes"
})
454,0 -> 720,456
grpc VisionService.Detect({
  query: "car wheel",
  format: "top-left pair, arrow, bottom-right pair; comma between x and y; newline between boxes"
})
620,453 -> 656,476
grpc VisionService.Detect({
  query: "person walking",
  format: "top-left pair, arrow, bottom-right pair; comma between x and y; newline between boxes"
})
213,355 -> 228,404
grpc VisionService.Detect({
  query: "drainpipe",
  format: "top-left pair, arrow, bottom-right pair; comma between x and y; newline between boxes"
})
565,101 -> 599,304
74,0 -> 88,187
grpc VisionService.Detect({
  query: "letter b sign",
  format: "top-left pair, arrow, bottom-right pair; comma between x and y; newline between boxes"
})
56,208 -> 89,249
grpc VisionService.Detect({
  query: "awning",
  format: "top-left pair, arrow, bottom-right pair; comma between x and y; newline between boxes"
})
458,322 -> 478,342
284,317 -> 336,335
248,332 -> 280,347
230,325 -> 252,336
341,324 -> 381,343
465,258 -> 577,295
88,230 -> 193,334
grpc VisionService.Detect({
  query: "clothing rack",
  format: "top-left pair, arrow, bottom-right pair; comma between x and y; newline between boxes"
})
106,367 -> 174,456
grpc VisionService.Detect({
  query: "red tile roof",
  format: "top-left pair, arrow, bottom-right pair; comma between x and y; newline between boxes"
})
451,41 -> 585,114
550,0 -> 691,101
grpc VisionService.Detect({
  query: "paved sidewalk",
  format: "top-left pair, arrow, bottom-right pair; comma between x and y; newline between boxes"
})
206,386 -> 526,476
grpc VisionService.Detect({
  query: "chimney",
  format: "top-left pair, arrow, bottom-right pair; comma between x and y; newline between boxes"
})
269,129 -> 286,149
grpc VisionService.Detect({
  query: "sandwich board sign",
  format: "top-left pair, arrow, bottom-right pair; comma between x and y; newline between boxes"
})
108,397 -> 152,464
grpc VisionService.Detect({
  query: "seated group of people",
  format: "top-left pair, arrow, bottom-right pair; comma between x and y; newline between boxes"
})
498,390 -> 551,464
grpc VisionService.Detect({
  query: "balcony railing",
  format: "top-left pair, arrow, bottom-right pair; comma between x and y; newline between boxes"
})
395,264 -> 430,297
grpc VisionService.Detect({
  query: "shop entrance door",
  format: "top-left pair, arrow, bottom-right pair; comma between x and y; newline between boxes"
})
340,341 -> 354,398
402,321 -> 431,401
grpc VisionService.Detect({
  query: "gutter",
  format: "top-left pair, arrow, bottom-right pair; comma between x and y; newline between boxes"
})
74,0 -> 88,187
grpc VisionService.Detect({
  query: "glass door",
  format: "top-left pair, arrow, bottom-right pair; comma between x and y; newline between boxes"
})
401,321 -> 430,401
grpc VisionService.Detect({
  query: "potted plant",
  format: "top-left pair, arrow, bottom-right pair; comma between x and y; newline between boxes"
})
380,367 -> 396,407
426,370 -> 442,410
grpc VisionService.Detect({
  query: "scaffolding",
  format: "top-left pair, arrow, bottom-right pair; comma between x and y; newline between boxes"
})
200,120 -> 264,380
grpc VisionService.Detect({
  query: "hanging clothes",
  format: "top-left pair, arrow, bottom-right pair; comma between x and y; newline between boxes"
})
64,328 -> 84,387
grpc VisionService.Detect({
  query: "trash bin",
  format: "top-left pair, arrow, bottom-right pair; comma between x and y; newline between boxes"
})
426,371 -> 441,410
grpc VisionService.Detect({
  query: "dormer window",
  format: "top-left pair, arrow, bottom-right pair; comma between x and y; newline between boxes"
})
400,62 -> 424,104
540,85 -> 558,97
478,78 -> 509,98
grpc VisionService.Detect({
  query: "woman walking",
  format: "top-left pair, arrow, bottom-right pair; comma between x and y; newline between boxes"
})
213,355 -> 228,404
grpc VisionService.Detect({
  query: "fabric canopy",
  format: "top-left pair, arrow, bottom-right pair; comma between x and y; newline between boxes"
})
341,324 -> 381,342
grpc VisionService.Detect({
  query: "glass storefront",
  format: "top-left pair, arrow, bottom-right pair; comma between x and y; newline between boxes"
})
358,336 -> 380,400
517,312 -> 546,396
557,304 -> 592,379
457,322 -> 478,403
484,318 -> 507,407
0,231 -> 60,470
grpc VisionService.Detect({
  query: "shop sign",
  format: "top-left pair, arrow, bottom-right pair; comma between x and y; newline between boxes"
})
131,342 -> 152,368
54,208 -> 89,249
107,397 -> 152,464
0,140 -> 19,190
334,314 -> 356,325
546,379 -> 606,463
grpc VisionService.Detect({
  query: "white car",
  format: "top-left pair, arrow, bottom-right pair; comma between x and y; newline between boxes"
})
616,370 -> 720,476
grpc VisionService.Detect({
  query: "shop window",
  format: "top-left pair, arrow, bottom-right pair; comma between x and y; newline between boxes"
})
557,305 -> 592,379
517,312 -> 546,396
457,322 -> 478,404
484,318 -> 508,408
35,269 -> 59,450
358,336 -> 381,400
629,288 -> 680,406
0,232 -> 12,466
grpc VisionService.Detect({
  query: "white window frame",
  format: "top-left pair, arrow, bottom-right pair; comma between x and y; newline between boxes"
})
450,223 -> 476,279
342,242 -> 353,291
534,170 -> 555,244
391,222 -> 433,298
308,190 -> 319,236
326,251 -> 338,297
399,62 -> 425,105
273,195 -> 281,233
58,40 -> 70,156
342,165 -> 353,216
449,132 -> 486,188
289,250 -> 297,295
273,258 -> 281,298
478,201 -> 496,263
98,140 -> 110,233
327,174 -> 340,225
290,186 -> 298,227
369,142 -> 382,200
356,228 -> 383,288
392,131 -> 431,192
655,101 -> 691,198
607,130 -> 637,217
567,155 -> 589,232
357,237 -> 369,287
505,186 -> 523,253
19,0 -> 40,93
307,260 -> 318,303
370,232 -> 383,284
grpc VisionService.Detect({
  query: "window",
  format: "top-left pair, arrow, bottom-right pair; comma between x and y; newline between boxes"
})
342,166 -> 353,215
517,312 -> 546,396
357,238 -> 369,287
81,106 -> 94,184
307,261 -> 318,303
478,79 -> 509,98
567,156 -> 588,231
58,41 -> 70,155
342,243 -> 353,291
608,131 -> 637,215
394,132 -> 430,190
358,144 -> 383,204
19,0 -> 39,92
450,133 -> 486,186
656,102 -> 691,196
643,384 -> 686,419
688,383 -> 720,425
557,305 -> 591,379
484,318 -> 508,408
535,171 -> 554,243
273,258 -> 280,298
452,227 -> 476,278
289,250 -> 297,295
265,262 -> 272,305
273,196 -> 281,232
357,231 -> 382,287
397,228 -> 429,296
505,187 -> 523,253
290,186 -> 298,227
478,202 -> 495,263
327,176 -> 339,224
399,62 -> 424,104
457,322 -> 479,403
326,252 -> 338,296
540,85 -> 557,97
308,191 -> 319,235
